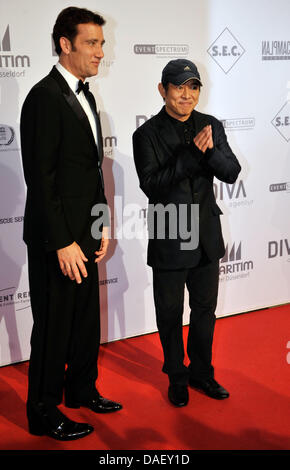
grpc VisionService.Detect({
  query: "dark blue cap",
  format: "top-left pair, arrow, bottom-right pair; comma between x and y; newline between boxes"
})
161,59 -> 202,86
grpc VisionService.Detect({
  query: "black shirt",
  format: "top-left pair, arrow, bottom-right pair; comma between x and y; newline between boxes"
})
163,108 -> 196,146
162,108 -> 204,260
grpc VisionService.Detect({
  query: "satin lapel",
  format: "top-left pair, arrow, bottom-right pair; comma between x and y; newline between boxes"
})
62,89 -> 96,147
95,111 -> 104,163
86,92 -> 104,164
49,66 -> 96,148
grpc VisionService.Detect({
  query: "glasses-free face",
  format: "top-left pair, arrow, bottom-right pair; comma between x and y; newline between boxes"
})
158,79 -> 200,121
60,22 -> 105,81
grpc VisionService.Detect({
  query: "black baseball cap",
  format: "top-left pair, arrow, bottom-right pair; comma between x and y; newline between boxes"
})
161,59 -> 202,87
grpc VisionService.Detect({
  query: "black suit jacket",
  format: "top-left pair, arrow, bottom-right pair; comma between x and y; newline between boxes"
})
20,66 -> 107,256
133,107 -> 241,269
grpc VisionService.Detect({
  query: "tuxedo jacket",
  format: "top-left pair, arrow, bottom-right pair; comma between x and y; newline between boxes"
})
133,107 -> 241,270
20,66 -> 107,256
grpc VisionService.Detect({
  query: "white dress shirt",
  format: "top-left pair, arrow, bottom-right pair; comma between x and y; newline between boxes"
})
55,62 -> 98,146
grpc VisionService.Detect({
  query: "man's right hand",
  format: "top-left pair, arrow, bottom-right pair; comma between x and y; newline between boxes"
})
57,242 -> 88,284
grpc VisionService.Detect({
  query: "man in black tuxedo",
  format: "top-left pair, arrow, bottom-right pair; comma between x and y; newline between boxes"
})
133,59 -> 241,407
20,7 -> 122,441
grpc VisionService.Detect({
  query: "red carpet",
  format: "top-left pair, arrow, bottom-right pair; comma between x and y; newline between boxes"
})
0,304 -> 289,452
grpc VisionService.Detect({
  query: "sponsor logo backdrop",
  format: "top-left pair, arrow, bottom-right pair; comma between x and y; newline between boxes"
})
0,0 -> 289,366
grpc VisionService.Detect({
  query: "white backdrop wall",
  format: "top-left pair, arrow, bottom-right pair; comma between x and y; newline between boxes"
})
0,0 -> 289,366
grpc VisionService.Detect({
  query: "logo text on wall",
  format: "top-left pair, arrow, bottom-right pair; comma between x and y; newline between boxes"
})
262,41 -> 290,60
219,242 -> 254,282
0,25 -> 31,78
214,179 -> 253,209
0,287 -> 30,311
268,239 -> 290,262
269,182 -> 290,194
134,44 -> 189,58
0,125 -> 15,148
207,28 -> 245,74
221,118 -> 255,131
271,101 -> 290,142
103,135 -> 117,158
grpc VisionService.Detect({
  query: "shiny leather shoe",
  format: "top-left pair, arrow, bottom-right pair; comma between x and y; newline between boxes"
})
27,402 -> 94,441
66,392 -> 123,414
168,384 -> 189,407
189,377 -> 230,399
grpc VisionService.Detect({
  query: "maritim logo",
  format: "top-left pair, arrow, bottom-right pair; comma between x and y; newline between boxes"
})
134,44 -> 189,57
207,28 -> 245,73
0,25 -> 30,75
0,25 -> 30,66
219,242 -> 254,281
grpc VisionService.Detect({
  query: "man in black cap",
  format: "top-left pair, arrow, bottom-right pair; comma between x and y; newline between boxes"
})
133,59 -> 241,407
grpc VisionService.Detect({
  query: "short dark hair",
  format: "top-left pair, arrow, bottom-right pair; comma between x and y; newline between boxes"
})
52,6 -> 105,56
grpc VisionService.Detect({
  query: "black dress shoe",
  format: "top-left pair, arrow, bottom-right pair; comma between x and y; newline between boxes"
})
66,392 -> 123,414
168,384 -> 189,407
27,402 -> 94,441
189,377 -> 230,399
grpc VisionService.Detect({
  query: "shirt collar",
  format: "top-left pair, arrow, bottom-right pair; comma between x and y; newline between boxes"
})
163,106 -> 194,128
55,62 -> 85,95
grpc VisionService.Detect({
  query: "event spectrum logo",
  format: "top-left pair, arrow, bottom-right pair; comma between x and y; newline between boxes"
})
219,242 -> 254,282
221,117 -> 255,131
133,44 -> 189,58
0,25 -> 31,76
269,182 -> 290,194
207,28 -> 245,73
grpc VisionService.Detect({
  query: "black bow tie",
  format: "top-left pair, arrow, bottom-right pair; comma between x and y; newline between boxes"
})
76,80 -> 89,95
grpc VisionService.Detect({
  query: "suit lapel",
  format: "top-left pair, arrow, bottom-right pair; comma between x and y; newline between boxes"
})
95,110 -> 104,164
154,107 -> 181,160
49,66 -> 97,149
86,92 -> 104,164
192,110 -> 211,136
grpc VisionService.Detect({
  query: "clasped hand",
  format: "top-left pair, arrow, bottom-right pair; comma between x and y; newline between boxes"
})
193,125 -> 213,153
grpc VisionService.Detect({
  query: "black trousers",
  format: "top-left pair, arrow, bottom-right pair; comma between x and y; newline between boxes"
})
27,246 -> 100,406
152,254 -> 219,385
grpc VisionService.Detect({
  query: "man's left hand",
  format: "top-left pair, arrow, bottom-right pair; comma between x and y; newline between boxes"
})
95,226 -> 109,263
194,125 -> 213,152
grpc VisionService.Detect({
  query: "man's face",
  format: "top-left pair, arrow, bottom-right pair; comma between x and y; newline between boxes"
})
158,79 -> 200,121
62,23 -> 105,80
